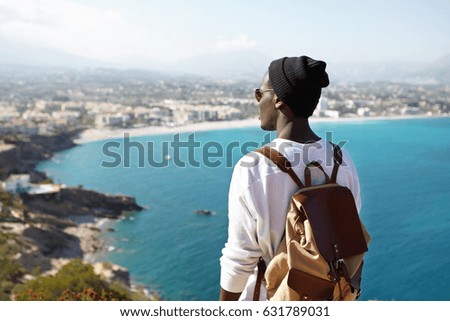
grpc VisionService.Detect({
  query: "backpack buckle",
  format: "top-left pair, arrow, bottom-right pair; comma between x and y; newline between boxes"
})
335,259 -> 351,284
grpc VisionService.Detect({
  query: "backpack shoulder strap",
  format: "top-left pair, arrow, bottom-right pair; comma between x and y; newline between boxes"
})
255,146 -> 305,188
330,143 -> 343,183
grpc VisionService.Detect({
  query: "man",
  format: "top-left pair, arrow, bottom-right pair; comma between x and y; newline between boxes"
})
219,56 -> 362,301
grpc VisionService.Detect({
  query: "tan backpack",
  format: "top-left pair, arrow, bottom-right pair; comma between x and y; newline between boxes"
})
254,144 -> 371,301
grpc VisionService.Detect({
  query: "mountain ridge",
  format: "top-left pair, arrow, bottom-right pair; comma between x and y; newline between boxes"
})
1,45 -> 448,84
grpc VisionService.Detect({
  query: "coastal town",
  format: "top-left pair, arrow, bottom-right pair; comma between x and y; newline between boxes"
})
0,68 -> 448,137
0,67 -> 448,300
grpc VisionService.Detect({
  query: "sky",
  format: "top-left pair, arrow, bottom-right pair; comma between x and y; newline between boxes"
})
0,0 -> 449,70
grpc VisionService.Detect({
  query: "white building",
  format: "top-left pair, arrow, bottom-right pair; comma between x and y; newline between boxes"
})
51,111 -> 81,126
22,110 -> 52,123
322,110 -> 340,118
2,174 -> 31,194
61,102 -> 85,113
85,102 -> 121,114
35,100 -> 61,112
400,107 -> 422,115
172,109 -> 193,125
148,107 -> 172,120
0,111 -> 21,122
2,174 -> 60,195
95,113 -> 131,128
217,107 -> 242,120
314,97 -> 338,118
318,97 -> 329,111
357,107 -> 372,117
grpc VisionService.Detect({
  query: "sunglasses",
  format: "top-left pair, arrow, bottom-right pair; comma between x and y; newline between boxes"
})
254,88 -> 274,102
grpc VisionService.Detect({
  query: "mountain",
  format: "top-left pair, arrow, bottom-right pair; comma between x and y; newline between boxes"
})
1,37 -> 448,84
328,55 -> 450,84
170,51 -> 450,84
0,39 -> 115,69
410,53 -> 450,84
328,61 -> 422,83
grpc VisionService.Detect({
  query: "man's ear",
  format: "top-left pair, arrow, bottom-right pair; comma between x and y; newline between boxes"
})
276,99 -> 295,118
274,97 -> 283,109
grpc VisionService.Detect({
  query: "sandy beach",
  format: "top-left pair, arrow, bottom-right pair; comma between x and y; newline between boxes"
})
74,114 -> 448,144
74,118 -> 261,144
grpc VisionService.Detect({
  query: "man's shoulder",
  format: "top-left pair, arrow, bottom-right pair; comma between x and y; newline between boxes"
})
234,149 -> 269,175
231,147 -> 281,187
232,139 -> 358,182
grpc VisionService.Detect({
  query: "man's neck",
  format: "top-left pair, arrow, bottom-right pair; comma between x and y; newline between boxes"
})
276,117 -> 321,144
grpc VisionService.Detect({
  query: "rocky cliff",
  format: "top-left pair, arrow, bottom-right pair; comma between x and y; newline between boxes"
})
0,132 -> 153,300
0,132 -> 78,181
22,187 -> 143,219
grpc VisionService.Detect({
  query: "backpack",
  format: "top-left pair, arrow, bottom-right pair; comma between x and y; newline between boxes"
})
253,143 -> 371,301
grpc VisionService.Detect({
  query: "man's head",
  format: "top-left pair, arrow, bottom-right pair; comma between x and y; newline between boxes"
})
267,55 -> 329,118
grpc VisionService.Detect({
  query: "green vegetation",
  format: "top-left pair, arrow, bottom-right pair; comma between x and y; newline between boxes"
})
0,190 -> 14,208
13,259 -> 133,301
0,231 -> 25,300
0,190 -> 26,212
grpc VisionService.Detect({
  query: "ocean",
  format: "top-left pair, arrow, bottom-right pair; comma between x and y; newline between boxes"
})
37,117 -> 450,301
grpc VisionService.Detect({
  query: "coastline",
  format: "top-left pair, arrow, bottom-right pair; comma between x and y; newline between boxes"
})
74,114 -> 448,144
0,185 -> 152,300
39,114 -> 449,300
74,117 -> 260,144
0,130 -> 154,299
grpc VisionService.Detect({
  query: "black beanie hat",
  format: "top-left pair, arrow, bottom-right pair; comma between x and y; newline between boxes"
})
268,56 -> 329,117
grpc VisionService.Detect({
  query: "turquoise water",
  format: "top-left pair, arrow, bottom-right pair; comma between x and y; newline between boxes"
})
37,117 -> 450,301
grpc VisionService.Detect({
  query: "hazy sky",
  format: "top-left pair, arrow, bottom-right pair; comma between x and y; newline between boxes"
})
0,0 -> 449,68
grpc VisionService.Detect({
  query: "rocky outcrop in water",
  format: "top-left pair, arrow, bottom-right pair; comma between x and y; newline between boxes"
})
21,187 -> 143,220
